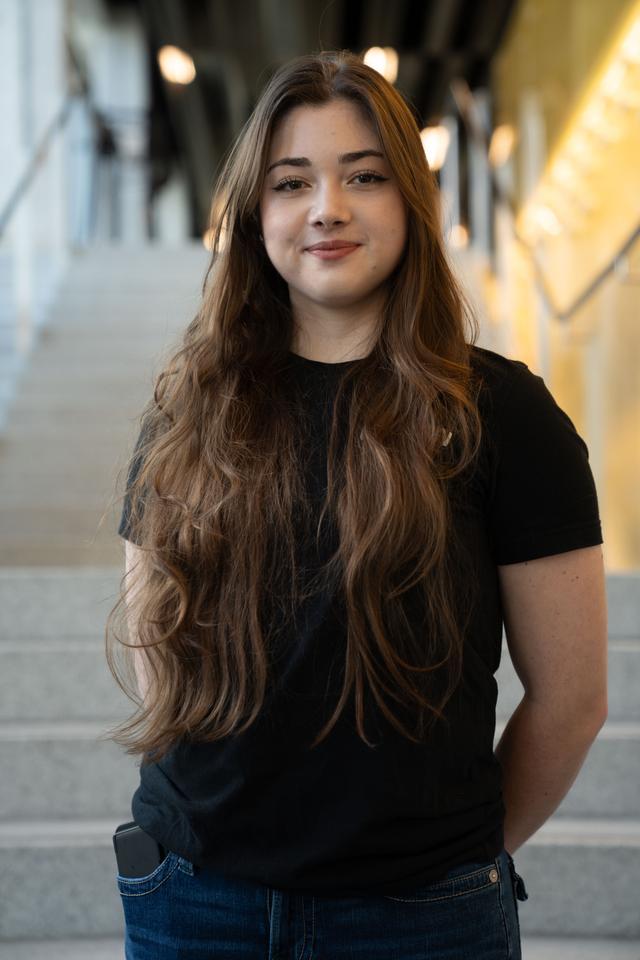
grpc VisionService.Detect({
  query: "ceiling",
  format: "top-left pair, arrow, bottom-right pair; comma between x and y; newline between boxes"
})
105,0 -> 519,234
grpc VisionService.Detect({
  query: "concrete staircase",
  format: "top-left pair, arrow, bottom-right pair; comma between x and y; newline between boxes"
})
0,568 -> 638,958
0,243 -> 209,567
0,245 -> 638,958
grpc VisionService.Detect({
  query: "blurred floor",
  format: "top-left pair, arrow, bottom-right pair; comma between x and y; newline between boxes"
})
1,935 -> 640,959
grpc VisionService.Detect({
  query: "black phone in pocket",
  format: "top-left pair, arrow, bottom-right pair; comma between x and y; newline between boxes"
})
113,820 -> 166,879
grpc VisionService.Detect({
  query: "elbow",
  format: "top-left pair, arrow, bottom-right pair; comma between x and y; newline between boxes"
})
523,689 -> 608,735
592,697 -> 608,731
577,693 -> 608,736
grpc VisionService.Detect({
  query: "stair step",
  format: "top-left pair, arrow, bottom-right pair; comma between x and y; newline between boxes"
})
5,543 -> 99,562
522,938 -> 640,959
513,819 -> 640,938
524,816 -> 640,845
0,543 -> 124,566
0,644 -> 129,722
0,819 -> 119,846
0,245 -> 205,568
0,568 -> 122,637
0,729 -> 139,820
0,820 -> 124,940
0,720 -> 128,740
0,509 -> 123,542
1,938 -> 639,960
0,939 -> 124,959
604,574 -> 640,637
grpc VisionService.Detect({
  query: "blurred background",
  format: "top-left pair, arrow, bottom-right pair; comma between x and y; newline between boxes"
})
0,1 -> 638,957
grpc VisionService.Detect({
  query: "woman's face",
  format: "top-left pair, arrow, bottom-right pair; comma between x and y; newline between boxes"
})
258,98 -> 407,321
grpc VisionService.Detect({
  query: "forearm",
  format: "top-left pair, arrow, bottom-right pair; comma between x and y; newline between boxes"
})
494,695 -> 605,856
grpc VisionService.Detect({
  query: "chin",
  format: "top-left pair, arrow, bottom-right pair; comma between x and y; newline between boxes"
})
306,279 -> 372,296
315,297 -> 370,310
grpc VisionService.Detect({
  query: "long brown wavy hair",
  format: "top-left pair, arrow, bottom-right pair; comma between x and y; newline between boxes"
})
103,49 -> 484,766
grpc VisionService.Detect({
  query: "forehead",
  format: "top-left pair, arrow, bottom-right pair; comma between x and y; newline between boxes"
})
268,99 -> 379,154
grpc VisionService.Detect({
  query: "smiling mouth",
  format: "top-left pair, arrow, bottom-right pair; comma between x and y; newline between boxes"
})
305,245 -> 361,260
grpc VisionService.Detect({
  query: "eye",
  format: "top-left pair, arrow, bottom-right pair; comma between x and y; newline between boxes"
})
352,171 -> 388,185
273,177 -> 305,192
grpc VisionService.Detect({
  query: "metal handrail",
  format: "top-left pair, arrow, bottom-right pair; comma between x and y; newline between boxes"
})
0,33 -> 93,240
551,222 -> 640,318
0,96 -> 75,239
448,77 -> 639,321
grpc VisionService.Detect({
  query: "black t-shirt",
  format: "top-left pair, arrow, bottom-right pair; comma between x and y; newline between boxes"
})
117,345 -> 603,896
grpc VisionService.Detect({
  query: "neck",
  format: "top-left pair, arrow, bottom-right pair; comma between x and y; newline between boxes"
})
289,294 -> 381,364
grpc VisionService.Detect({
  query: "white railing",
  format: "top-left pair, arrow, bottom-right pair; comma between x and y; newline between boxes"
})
0,6 -> 150,433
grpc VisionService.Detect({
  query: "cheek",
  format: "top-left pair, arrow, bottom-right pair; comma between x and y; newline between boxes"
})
259,197 -> 284,235
392,203 -> 408,240
389,216 -> 408,259
371,198 -> 406,244
262,210 -> 295,246
378,217 -> 406,260
259,205 -> 274,236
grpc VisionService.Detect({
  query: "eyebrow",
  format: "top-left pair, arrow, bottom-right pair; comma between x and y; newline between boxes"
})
266,149 -> 385,175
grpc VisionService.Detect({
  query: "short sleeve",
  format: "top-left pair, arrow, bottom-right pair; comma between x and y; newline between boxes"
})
486,361 -> 603,565
118,422 -> 149,545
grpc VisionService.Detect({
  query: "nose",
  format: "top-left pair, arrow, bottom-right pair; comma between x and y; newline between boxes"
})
308,181 -> 352,228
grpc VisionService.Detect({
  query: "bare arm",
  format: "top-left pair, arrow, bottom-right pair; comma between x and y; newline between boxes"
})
494,544 -> 608,855
124,538 -> 152,704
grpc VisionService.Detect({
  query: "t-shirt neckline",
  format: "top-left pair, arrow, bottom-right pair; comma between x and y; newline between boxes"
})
287,351 -> 364,369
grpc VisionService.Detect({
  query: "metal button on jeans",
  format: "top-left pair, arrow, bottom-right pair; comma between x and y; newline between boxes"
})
488,868 -> 499,882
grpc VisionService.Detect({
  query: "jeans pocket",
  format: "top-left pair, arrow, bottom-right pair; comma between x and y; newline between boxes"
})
117,850 -> 180,897
382,858 -> 501,903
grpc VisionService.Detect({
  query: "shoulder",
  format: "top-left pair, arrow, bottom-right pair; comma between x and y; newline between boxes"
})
469,344 -> 537,402
469,348 -> 602,565
468,345 -> 568,435
468,344 -> 518,379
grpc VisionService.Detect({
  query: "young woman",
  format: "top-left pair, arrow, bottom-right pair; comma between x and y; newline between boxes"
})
107,49 -> 607,960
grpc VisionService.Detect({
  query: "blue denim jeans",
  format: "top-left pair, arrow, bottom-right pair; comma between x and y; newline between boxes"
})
117,846 -> 529,959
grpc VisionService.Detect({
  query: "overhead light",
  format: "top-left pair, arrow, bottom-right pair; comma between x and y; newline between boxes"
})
488,124 -> 516,167
363,47 -> 398,84
620,17 -> 640,60
157,45 -> 196,85
581,99 -> 625,143
420,125 -> 450,170
565,131 -> 603,172
601,61 -> 626,96
550,158 -> 577,186
449,224 -> 468,248
531,205 -> 563,236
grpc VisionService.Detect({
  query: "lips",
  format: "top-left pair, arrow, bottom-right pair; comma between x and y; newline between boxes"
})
305,241 -> 360,251
305,240 -> 362,261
